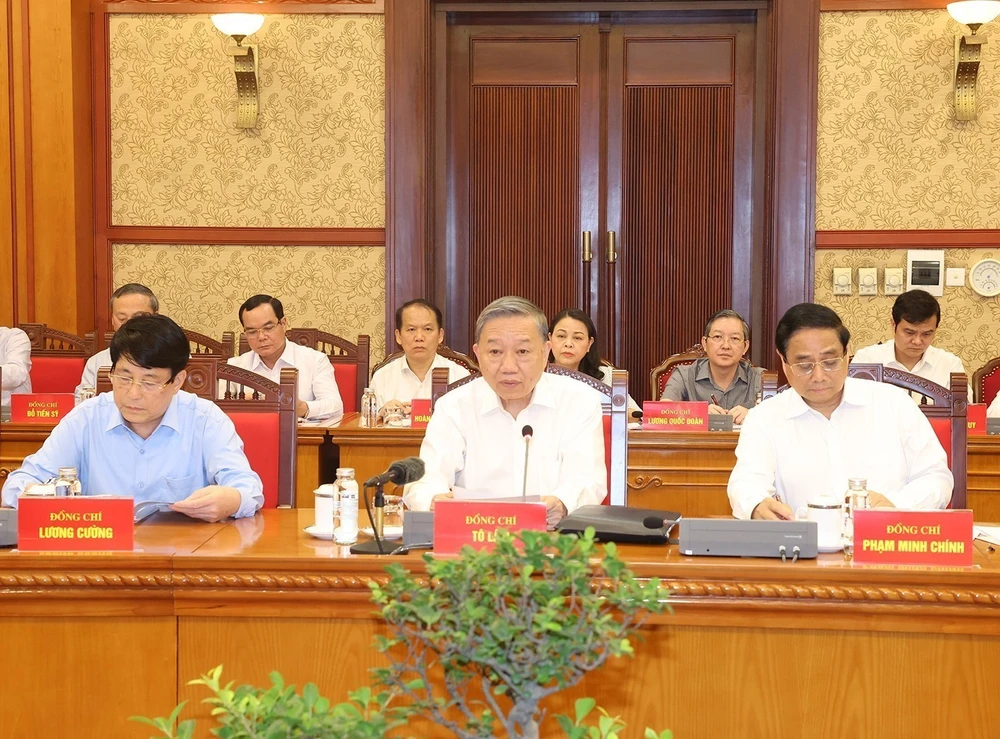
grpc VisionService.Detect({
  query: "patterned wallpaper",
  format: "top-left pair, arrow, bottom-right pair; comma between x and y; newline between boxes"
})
112,244 -> 387,362
815,248 -> 1000,372
109,14 -> 385,228
818,11 -> 1000,229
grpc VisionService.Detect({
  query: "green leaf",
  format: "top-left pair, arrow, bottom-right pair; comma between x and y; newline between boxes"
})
574,697 -> 597,724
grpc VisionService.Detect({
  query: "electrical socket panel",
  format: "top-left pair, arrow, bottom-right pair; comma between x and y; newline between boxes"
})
833,267 -> 852,295
858,267 -> 878,296
885,267 -> 905,295
946,267 -> 966,287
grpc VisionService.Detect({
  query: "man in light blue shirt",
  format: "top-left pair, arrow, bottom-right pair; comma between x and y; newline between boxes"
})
1,315 -> 263,520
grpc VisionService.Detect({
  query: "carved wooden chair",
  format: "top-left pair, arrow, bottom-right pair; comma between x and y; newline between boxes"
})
97,361 -> 298,508
239,329 -> 369,414
369,344 -> 479,378
104,328 -> 234,358
18,323 -> 97,393
648,344 -> 706,401
760,363 -> 967,509
972,356 -> 1000,406
430,364 -> 630,506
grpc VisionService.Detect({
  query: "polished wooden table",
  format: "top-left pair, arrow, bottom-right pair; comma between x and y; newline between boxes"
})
331,416 -> 1000,518
1,509 -> 1000,738
0,421 -> 330,507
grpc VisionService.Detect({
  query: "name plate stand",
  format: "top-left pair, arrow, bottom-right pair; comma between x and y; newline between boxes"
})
10,394 -> 75,423
17,497 -> 135,551
433,500 -> 547,554
968,404 -> 986,436
853,509 -> 973,566
410,398 -> 432,429
641,401 -> 709,431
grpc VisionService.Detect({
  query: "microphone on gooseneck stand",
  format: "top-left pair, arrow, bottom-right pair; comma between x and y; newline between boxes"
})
351,457 -> 426,556
521,425 -> 533,502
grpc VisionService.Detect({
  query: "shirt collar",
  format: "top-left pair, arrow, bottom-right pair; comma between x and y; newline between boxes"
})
475,372 -> 556,416
250,340 -> 293,371
401,352 -> 449,378
104,390 -> 183,435
782,377 -> 869,419
883,341 -> 938,371
694,357 -> 749,386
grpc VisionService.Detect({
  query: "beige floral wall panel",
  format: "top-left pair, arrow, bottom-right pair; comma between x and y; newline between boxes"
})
110,14 -> 385,227
815,249 -> 1000,372
818,11 -> 1000,229
112,244 -> 386,362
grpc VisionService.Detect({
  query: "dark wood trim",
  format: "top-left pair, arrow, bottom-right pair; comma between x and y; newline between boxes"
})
93,0 -> 384,13
769,0 -> 819,318
105,227 -> 386,246
93,12 -> 112,333
816,230 -> 1000,249
18,0 -> 34,322
820,0 -> 948,9
385,0 -> 431,351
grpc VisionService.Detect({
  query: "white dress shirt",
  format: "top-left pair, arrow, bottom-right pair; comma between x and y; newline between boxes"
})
404,373 -> 607,513
0,327 -> 32,406
728,378 -> 953,519
370,354 -> 471,409
851,341 -> 970,401
77,347 -> 111,395
228,341 -> 343,422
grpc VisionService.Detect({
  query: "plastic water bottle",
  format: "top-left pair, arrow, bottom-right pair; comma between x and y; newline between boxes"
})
74,386 -> 95,406
360,388 -> 375,428
333,467 -> 359,545
55,467 -> 83,497
842,477 -> 869,557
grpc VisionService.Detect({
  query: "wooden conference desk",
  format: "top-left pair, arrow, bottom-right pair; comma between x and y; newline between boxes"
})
0,508 -> 999,738
0,421 -> 330,505
331,415 -> 1000,519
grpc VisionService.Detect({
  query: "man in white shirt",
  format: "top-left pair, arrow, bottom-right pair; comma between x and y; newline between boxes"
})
370,299 -> 470,416
851,290 -> 968,399
77,283 -> 159,395
229,295 -> 343,423
0,326 -> 32,406
728,303 -> 953,521
404,296 -> 606,527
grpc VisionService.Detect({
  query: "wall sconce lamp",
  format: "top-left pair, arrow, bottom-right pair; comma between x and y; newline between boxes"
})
947,1 -> 1000,120
211,13 -> 265,129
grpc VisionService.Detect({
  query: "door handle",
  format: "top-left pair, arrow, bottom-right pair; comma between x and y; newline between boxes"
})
606,231 -> 617,263
582,231 -> 592,263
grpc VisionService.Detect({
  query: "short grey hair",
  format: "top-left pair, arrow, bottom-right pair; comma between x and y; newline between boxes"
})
704,309 -> 750,342
474,296 -> 548,343
110,283 -> 159,313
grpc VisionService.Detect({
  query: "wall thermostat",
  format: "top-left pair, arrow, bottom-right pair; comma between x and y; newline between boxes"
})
906,249 -> 944,297
969,258 -> 1000,297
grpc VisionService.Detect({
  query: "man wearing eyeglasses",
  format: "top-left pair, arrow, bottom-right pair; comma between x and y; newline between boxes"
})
727,303 -> 953,520
229,295 -> 343,422
1,315 -> 263,520
660,309 -> 762,424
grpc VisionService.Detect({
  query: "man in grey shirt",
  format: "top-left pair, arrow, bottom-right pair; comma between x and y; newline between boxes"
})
660,309 -> 763,424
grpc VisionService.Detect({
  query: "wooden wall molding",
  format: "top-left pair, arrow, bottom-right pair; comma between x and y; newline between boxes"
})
816,229 -> 1000,249
93,0 -> 385,13
820,1 -> 948,9
106,227 -> 386,246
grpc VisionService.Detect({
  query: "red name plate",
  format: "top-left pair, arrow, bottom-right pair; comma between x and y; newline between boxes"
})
968,404 -> 986,436
641,401 -> 709,431
853,509 -> 973,566
410,398 -> 432,429
18,496 -> 134,552
433,500 -> 547,554
10,394 -> 75,423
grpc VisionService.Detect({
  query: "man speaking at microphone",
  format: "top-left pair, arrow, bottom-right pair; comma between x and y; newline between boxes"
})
403,296 -> 606,528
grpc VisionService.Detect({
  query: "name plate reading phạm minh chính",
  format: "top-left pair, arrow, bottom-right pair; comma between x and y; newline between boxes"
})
852,509 -> 973,566
17,496 -> 134,552
410,399 -> 432,429
433,500 -> 547,554
968,404 -> 986,436
10,394 -> 75,423
642,401 -> 709,431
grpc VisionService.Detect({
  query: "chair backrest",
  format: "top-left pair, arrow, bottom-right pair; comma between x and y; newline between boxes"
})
973,356 -> 1000,406
240,329 -> 369,414
19,323 -> 96,393
104,328 -> 233,358
760,363 -> 967,509
430,364 -> 629,506
369,344 -> 479,379
97,362 -> 298,508
648,344 -> 706,401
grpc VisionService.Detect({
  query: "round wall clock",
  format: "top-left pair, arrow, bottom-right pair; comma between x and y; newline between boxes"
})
969,258 -> 1000,297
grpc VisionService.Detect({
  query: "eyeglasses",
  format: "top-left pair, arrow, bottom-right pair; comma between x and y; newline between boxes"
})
244,322 -> 282,340
786,356 -> 846,377
706,334 -> 746,346
108,373 -> 173,393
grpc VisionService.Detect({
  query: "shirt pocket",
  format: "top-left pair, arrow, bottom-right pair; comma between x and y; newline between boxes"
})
164,475 -> 198,499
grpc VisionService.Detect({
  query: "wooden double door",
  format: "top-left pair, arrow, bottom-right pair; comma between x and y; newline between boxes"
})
434,10 -> 762,402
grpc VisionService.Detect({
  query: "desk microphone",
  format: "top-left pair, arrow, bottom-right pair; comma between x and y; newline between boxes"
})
364,457 -> 426,488
521,425 -> 533,502
351,457 -> 426,556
